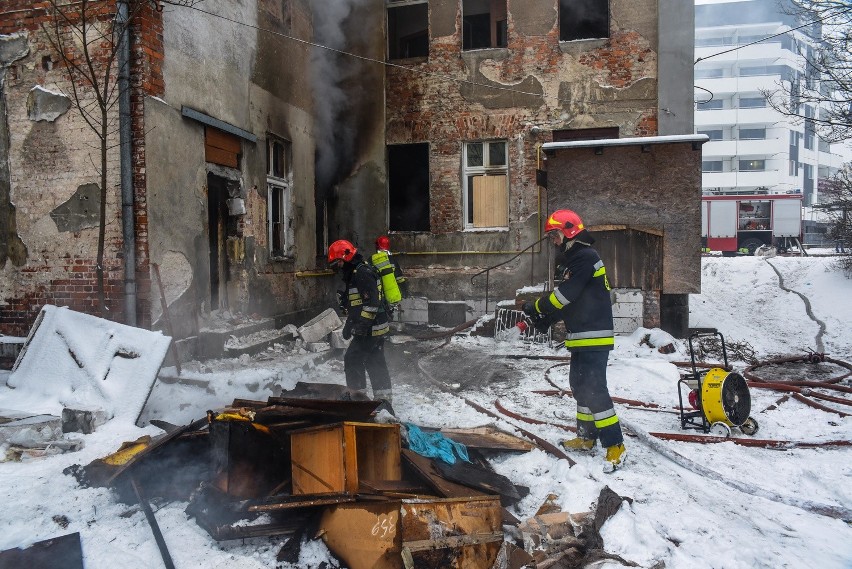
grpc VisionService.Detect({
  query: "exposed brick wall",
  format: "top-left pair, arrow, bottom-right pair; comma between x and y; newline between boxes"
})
0,1 -> 160,335
385,1 -> 659,241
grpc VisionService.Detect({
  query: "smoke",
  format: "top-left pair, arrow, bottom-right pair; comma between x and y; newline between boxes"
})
310,0 -> 370,196
695,0 -> 797,28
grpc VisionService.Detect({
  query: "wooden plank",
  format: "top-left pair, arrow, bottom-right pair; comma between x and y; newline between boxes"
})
472,175 -> 507,227
403,532 -> 504,552
291,425 -> 346,495
205,127 -> 241,153
439,426 -> 536,452
248,494 -> 355,512
204,145 -> 238,168
401,449 -> 487,499
435,460 -> 524,504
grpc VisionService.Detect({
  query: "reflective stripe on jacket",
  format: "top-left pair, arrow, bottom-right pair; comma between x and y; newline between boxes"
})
534,244 -> 613,351
345,261 -> 389,336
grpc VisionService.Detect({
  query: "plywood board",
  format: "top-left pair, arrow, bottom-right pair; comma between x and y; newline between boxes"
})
472,175 -> 507,227
291,425 -> 345,494
439,426 -> 536,452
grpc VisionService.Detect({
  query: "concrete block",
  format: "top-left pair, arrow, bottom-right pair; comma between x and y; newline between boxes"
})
329,329 -> 351,349
62,407 -> 109,434
614,317 -> 643,334
0,413 -> 61,445
306,342 -> 331,353
612,289 -> 643,304
428,301 -> 468,328
298,309 -> 342,344
612,301 -> 643,318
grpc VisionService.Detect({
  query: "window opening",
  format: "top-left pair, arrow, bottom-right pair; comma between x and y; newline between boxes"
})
462,0 -> 507,50
559,0 -> 609,42
739,159 -> 765,171
388,143 -> 430,231
702,161 -> 723,173
738,128 -> 766,140
698,130 -> 723,141
464,140 -> 508,229
387,0 -> 428,59
267,136 -> 293,259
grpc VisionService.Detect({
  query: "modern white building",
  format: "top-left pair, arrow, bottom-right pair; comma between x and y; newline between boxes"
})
694,0 -> 845,208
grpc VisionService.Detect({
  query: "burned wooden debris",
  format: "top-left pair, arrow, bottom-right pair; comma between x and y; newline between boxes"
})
64,382 -> 628,568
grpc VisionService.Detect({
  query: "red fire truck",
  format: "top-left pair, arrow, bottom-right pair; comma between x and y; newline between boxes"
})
701,193 -> 803,256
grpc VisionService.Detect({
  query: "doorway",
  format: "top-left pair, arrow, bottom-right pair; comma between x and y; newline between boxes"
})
207,173 -> 229,310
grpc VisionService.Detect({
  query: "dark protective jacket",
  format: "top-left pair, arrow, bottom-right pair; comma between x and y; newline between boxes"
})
342,255 -> 390,337
533,237 -> 613,351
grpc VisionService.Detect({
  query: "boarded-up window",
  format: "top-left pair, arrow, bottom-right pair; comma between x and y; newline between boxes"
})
205,127 -> 241,169
472,175 -> 508,227
464,141 -> 508,229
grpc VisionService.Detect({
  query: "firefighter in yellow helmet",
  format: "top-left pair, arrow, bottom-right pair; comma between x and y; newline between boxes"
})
328,239 -> 393,412
522,210 -> 626,472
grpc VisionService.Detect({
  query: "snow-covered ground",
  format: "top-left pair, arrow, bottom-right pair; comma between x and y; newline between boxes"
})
1,253 -> 850,568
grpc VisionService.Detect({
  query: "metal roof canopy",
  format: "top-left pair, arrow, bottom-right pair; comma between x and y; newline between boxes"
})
181,106 -> 257,143
543,134 -> 709,152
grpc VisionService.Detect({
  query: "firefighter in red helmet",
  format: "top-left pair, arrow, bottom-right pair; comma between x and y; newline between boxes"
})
522,210 -> 626,472
328,239 -> 393,412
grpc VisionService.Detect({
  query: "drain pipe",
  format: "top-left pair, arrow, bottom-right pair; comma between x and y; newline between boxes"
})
118,0 -> 136,326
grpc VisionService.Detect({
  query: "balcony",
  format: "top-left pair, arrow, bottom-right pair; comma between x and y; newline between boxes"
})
702,172 -> 738,187
734,170 -> 781,186
735,137 -> 786,156
695,109 -> 739,126
702,140 -> 738,157
695,75 -> 787,96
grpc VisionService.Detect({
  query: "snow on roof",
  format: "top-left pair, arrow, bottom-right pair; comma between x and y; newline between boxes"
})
542,134 -> 710,151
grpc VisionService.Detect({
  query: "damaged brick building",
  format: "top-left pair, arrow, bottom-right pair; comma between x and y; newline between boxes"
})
1,0 -> 698,340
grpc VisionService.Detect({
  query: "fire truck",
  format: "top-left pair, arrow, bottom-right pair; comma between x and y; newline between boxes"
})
701,193 -> 803,256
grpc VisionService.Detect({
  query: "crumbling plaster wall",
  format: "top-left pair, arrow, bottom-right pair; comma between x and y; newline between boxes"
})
385,0 -> 663,306
0,28 -> 124,336
148,0 -> 323,331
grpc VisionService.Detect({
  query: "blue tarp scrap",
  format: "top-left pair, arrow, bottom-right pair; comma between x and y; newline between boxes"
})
404,423 -> 471,465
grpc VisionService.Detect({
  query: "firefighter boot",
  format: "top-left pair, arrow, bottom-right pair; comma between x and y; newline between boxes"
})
603,443 -> 626,473
373,389 -> 395,416
559,437 -> 596,452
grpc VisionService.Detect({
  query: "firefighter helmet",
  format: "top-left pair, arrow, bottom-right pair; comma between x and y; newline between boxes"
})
376,235 -> 390,251
328,240 -> 357,264
545,209 -> 585,240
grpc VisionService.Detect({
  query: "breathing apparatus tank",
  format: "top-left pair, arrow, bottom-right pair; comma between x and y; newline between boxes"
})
370,250 -> 402,305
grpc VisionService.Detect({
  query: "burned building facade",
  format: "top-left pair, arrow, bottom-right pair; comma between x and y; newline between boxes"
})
0,0 -> 348,338
1,0 -> 698,338
382,0 -> 697,329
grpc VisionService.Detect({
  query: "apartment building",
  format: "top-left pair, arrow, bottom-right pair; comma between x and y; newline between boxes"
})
694,0 -> 844,206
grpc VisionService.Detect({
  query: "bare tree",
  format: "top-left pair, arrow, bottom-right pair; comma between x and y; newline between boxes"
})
40,0 -> 199,317
765,1 -> 852,143
815,165 -> 852,269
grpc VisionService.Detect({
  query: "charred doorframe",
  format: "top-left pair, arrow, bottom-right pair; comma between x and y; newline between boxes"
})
180,107 -> 257,311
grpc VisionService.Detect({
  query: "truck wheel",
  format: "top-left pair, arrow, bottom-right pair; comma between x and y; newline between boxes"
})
741,238 -> 764,255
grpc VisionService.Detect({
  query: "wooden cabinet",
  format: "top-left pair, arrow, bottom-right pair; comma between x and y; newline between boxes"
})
290,422 -> 401,495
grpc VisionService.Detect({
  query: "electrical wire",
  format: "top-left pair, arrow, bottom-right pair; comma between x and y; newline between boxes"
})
694,3 -> 852,64
176,3 -> 555,103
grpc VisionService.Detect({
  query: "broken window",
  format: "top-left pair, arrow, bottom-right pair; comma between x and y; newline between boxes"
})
464,141 -> 508,229
462,0 -> 507,51
388,143 -> 430,232
267,136 -> 293,259
559,0 -> 609,42
387,0 -> 428,60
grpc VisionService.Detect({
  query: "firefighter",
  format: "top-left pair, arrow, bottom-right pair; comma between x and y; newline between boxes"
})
522,209 -> 626,472
370,235 -> 408,318
328,239 -> 393,411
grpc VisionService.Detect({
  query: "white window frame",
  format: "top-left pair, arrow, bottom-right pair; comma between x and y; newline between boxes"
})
463,140 -> 509,230
267,136 -> 293,260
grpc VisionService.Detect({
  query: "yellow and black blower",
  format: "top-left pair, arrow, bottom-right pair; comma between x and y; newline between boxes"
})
678,331 -> 759,437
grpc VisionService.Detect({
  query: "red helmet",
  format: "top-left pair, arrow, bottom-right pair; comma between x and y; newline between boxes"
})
328,239 -> 357,264
375,235 -> 390,250
545,209 -> 584,240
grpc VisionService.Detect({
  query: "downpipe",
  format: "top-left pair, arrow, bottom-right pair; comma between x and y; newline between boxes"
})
118,0 -> 136,326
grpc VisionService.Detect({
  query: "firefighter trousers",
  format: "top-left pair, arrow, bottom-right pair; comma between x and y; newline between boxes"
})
568,350 -> 624,448
344,334 -> 392,395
